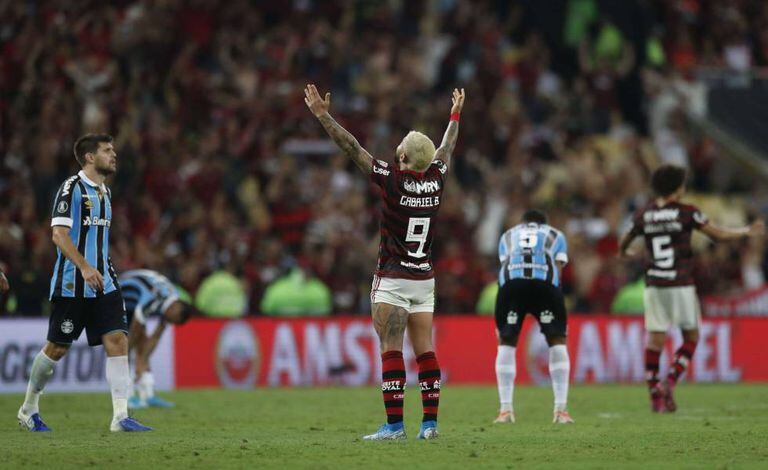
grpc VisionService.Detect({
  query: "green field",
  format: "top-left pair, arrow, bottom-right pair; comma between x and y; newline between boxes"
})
1,384 -> 767,469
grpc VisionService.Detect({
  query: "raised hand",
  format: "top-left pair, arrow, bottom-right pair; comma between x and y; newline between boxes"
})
451,88 -> 466,114
304,84 -> 331,117
304,84 -> 373,174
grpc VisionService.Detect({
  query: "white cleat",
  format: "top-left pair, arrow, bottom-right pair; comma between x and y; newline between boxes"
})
553,410 -> 574,424
362,423 -> 406,440
493,410 -> 515,424
17,407 -> 52,432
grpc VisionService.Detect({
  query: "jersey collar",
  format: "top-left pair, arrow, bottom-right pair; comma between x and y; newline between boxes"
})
78,170 -> 107,192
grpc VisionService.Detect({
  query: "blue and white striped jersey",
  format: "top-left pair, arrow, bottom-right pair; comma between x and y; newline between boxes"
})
498,222 -> 568,288
119,269 -> 180,325
49,171 -> 117,299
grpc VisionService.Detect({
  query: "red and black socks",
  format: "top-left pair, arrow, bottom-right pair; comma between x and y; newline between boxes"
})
668,341 -> 697,384
416,351 -> 441,423
381,351 -> 406,424
645,348 -> 661,392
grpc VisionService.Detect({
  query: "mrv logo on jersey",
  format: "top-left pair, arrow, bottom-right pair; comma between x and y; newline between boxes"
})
82,217 -> 111,227
403,179 -> 440,194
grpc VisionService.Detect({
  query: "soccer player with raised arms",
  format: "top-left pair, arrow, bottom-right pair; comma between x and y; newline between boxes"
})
493,210 -> 574,424
619,165 -> 764,412
305,84 -> 464,440
17,134 -> 151,432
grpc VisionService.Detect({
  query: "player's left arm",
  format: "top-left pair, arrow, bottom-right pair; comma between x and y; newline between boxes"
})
304,84 -> 374,174
433,88 -> 465,170
554,233 -> 569,277
140,320 -> 167,364
693,211 -> 765,242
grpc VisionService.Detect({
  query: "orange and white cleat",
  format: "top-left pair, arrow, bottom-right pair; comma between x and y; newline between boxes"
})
552,410 -> 574,424
493,410 -> 515,424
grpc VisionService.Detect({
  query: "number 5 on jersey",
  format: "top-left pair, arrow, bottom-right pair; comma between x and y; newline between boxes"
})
406,217 -> 430,259
652,235 -> 674,268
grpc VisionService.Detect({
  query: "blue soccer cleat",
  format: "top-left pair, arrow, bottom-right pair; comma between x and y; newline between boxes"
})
18,407 -> 52,432
417,420 -> 438,440
110,416 -> 153,432
128,396 -> 148,409
146,396 -> 175,408
362,422 -> 406,440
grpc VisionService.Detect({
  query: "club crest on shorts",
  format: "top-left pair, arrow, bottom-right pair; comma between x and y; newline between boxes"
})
506,311 -> 518,325
61,319 -> 74,334
540,310 -> 554,324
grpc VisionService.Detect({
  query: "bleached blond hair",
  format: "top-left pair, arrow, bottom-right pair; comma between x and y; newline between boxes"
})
398,131 -> 436,172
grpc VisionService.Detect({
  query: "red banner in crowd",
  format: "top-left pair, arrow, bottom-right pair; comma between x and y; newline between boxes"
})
703,284 -> 768,317
173,316 -> 768,388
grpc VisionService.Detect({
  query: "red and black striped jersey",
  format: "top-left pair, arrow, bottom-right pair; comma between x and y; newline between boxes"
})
629,201 -> 709,287
370,158 -> 447,280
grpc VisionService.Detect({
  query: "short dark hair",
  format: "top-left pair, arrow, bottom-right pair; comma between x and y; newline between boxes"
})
651,165 -> 687,197
522,209 -> 548,224
73,134 -> 113,166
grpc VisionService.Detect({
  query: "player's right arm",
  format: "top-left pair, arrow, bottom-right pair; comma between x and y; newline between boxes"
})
304,83 -> 374,174
433,88 -> 465,170
51,182 -> 103,291
619,210 -> 644,258
618,231 -> 639,258
52,227 -> 104,292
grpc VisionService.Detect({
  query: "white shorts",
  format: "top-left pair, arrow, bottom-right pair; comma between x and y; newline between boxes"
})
643,285 -> 701,332
370,275 -> 435,313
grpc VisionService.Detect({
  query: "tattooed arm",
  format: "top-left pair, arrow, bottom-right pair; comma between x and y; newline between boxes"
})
433,88 -> 465,170
304,84 -> 373,174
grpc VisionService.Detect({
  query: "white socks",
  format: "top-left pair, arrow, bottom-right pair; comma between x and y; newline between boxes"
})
106,356 -> 130,421
549,345 -> 570,412
495,345 -> 516,412
22,350 -> 58,415
137,371 -> 155,401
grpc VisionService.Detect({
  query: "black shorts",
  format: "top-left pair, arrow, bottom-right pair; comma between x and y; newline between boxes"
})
48,290 -> 128,346
494,278 -> 567,339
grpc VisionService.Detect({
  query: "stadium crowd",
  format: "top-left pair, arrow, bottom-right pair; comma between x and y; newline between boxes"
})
1,0 -> 767,316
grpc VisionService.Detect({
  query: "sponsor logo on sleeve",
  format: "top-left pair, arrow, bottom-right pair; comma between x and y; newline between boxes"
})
373,164 -> 390,176
57,201 -> 69,213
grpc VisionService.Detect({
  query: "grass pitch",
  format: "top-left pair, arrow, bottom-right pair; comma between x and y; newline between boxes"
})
1,384 -> 767,469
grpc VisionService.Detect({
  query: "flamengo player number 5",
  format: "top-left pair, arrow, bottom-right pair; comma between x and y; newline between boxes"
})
652,235 -> 674,268
406,217 -> 430,258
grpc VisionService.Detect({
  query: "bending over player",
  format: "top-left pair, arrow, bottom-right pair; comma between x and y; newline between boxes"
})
119,269 -> 195,409
619,165 -> 764,412
305,84 -> 464,440
494,210 -> 573,424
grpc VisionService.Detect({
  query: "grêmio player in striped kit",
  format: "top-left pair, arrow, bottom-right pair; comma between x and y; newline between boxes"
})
305,84 -> 464,440
17,134 -> 151,433
620,164 -> 764,413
